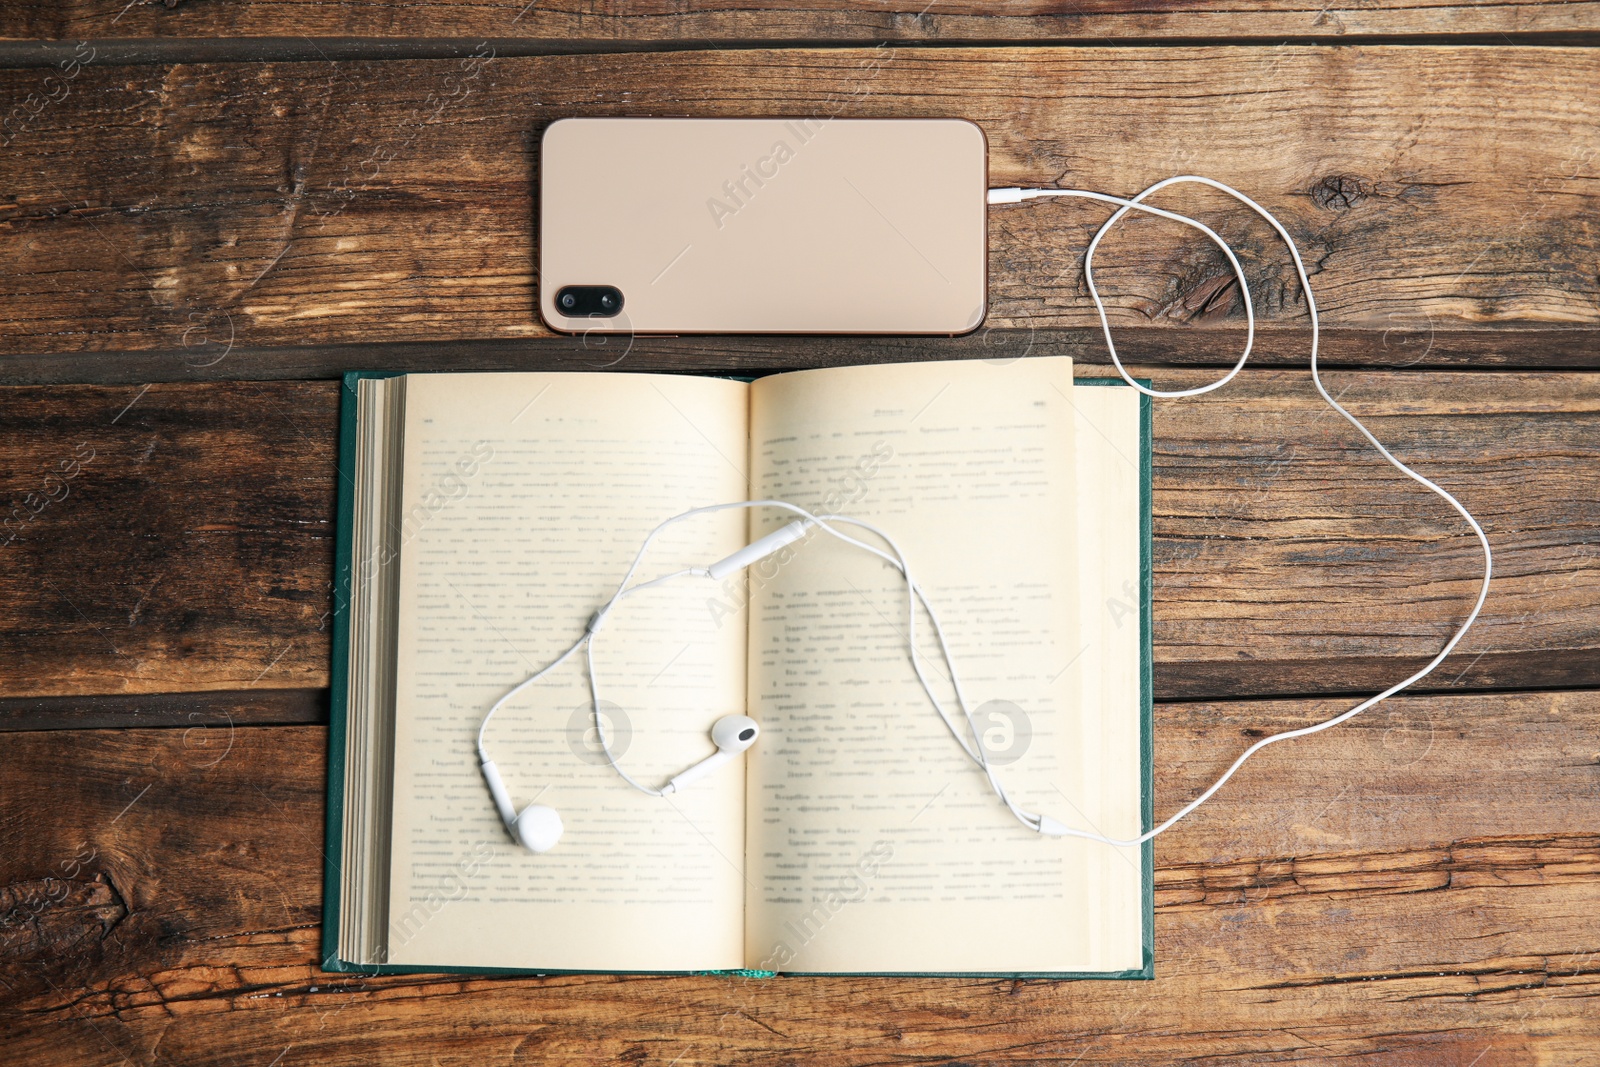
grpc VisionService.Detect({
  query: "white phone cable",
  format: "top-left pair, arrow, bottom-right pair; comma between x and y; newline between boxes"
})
477,499 -> 1021,808
978,175 -> 1494,846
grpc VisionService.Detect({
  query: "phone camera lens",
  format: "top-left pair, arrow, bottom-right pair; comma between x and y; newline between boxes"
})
552,286 -> 622,320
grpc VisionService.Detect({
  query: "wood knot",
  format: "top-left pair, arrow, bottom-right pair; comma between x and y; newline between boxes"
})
1161,272 -> 1240,324
1312,175 -> 1373,212
0,873 -> 128,965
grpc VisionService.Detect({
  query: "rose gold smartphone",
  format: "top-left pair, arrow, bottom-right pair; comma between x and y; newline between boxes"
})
538,117 -> 988,335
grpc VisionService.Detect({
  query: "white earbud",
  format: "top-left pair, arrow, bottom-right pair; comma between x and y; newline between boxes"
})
480,757 -> 564,852
664,714 -> 759,794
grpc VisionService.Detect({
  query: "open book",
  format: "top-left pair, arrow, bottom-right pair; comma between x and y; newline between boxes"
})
322,357 -> 1151,977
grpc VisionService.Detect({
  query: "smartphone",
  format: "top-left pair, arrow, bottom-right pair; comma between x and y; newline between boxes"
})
539,117 -> 988,335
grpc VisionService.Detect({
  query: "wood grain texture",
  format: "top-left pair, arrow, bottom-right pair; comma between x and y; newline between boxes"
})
0,366 -> 1593,706
2,47 -> 1598,358
3,0 -> 1600,43
3,690 -> 1597,1064
0,379 -> 338,699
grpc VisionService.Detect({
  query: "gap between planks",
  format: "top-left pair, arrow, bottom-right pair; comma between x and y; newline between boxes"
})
3,35 -> 1600,70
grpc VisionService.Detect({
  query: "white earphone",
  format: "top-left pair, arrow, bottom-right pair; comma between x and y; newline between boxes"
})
482,173 -> 1492,854
477,503 -> 973,852
478,756 -> 565,853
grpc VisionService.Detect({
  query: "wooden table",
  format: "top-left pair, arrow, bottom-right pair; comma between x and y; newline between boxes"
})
3,5 -> 1598,1064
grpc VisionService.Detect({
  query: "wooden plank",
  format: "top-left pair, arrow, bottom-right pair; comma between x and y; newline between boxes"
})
2,47 -> 1597,358
0,367 -> 1594,708
0,379 -> 338,699
2,690 -> 1596,1063
2,1 -> 1598,43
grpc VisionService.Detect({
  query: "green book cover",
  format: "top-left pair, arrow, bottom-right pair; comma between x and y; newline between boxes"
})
321,371 -> 1153,980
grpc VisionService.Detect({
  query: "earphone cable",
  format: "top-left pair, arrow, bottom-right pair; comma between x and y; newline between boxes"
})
987,175 -> 1494,846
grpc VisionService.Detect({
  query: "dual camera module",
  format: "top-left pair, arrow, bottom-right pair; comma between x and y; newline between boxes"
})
555,286 -> 624,318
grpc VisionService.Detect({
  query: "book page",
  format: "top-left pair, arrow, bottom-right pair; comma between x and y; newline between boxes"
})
742,358 -> 1144,974
384,372 -> 750,972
